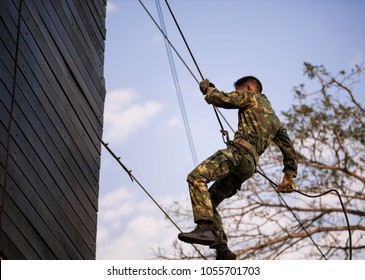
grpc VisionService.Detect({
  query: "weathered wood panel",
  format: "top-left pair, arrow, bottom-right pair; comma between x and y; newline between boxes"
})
0,0 -> 106,259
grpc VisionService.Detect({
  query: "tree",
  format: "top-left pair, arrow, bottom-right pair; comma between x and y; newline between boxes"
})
155,63 -> 365,260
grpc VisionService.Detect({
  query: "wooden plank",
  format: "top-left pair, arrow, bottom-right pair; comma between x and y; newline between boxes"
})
17,29 -> 101,189
74,0 -> 105,55
0,5 -> 17,102
92,0 -> 107,29
21,2 -> 103,153
0,82 -> 12,115
20,5 -> 102,164
0,0 -> 20,42
0,140 -> 5,169
0,41 -> 16,99
30,0 -> 104,120
11,100 -> 97,248
59,0 -> 106,101
0,147 -> 5,206
0,210 -> 40,259
0,14 -> 17,59
17,34 -> 100,200
0,92 -> 10,210
0,101 -> 10,132
0,83 -> 12,121
14,67 -> 98,217
61,0 -> 104,78
0,229 -> 25,260
7,133 -> 96,258
3,176 -> 59,259
52,0 -> 105,91
6,157 -> 76,259
85,0 -> 106,40
1,0 -> 105,260
8,122 -> 95,259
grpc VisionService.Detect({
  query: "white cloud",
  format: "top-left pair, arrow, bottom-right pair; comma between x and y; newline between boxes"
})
97,215 -> 176,259
103,89 -> 163,143
166,116 -> 180,127
99,188 -> 136,222
96,186 -> 182,259
106,1 -> 118,13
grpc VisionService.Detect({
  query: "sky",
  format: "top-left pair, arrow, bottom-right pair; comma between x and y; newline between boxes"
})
96,0 -> 365,259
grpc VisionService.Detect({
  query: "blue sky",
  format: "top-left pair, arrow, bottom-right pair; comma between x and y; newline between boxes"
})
96,0 -> 365,259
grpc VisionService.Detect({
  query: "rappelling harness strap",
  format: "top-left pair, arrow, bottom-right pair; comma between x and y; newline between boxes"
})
230,137 -> 259,167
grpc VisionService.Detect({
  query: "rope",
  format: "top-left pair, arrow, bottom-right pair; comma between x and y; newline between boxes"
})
163,0 -> 231,142
257,167 -> 352,260
256,168 -> 327,259
155,0 -> 198,166
163,0 -> 204,80
101,141 -> 207,259
138,0 -> 199,83
295,188 -> 352,260
138,0 -> 230,142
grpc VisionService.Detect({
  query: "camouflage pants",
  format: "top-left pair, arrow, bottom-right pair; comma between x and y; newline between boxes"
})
187,144 -> 256,247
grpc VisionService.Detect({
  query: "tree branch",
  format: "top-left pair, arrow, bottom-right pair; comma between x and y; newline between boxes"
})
237,225 -> 365,256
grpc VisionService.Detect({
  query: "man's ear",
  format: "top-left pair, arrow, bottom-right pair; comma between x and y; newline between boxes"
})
236,85 -> 246,92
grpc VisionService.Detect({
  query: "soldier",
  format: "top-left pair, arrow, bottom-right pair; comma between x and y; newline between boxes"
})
178,76 -> 298,260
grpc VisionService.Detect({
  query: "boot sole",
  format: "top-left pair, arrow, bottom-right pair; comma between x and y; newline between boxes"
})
216,253 -> 237,260
216,248 -> 237,260
178,233 -> 215,246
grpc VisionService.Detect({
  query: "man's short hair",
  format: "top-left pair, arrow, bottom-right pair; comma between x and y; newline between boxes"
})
234,76 -> 263,93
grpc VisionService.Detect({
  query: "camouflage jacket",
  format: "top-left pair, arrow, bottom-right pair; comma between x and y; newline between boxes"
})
205,88 -> 297,176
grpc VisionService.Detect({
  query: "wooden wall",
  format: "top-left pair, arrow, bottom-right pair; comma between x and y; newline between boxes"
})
0,0 -> 106,259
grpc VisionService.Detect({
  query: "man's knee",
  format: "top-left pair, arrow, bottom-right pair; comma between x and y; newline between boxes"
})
187,168 -> 207,186
186,171 -> 196,185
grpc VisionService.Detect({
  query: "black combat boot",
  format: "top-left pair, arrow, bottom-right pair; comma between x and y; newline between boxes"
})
215,244 -> 237,260
178,221 -> 215,246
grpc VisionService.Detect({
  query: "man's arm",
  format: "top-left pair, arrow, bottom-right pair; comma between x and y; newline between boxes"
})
273,126 -> 298,177
204,88 -> 255,109
200,79 -> 253,109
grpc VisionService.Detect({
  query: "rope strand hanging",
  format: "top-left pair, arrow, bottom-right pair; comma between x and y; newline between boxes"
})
101,140 -> 207,259
155,0 -> 198,166
163,0 -> 230,143
256,167 -> 352,260
138,0 -> 230,143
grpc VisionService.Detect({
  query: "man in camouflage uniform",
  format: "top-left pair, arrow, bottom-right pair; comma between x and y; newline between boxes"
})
178,76 -> 298,260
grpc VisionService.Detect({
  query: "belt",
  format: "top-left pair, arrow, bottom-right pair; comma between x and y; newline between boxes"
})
232,138 -> 259,166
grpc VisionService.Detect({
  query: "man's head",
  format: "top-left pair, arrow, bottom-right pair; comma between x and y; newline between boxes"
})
234,76 -> 263,94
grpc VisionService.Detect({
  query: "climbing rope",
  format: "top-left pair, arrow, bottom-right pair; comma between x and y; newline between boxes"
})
162,0 -> 230,143
256,167 -> 352,260
138,0 -> 231,143
155,0 -> 198,166
101,140 -> 207,259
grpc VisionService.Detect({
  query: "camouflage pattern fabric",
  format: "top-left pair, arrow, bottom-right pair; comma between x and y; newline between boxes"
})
186,88 -> 298,246
187,144 -> 255,246
205,89 -> 297,176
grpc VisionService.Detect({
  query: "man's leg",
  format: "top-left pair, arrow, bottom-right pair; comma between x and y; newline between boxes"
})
209,153 -> 256,259
209,176 -> 242,259
178,150 -> 235,245
209,175 -> 243,246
